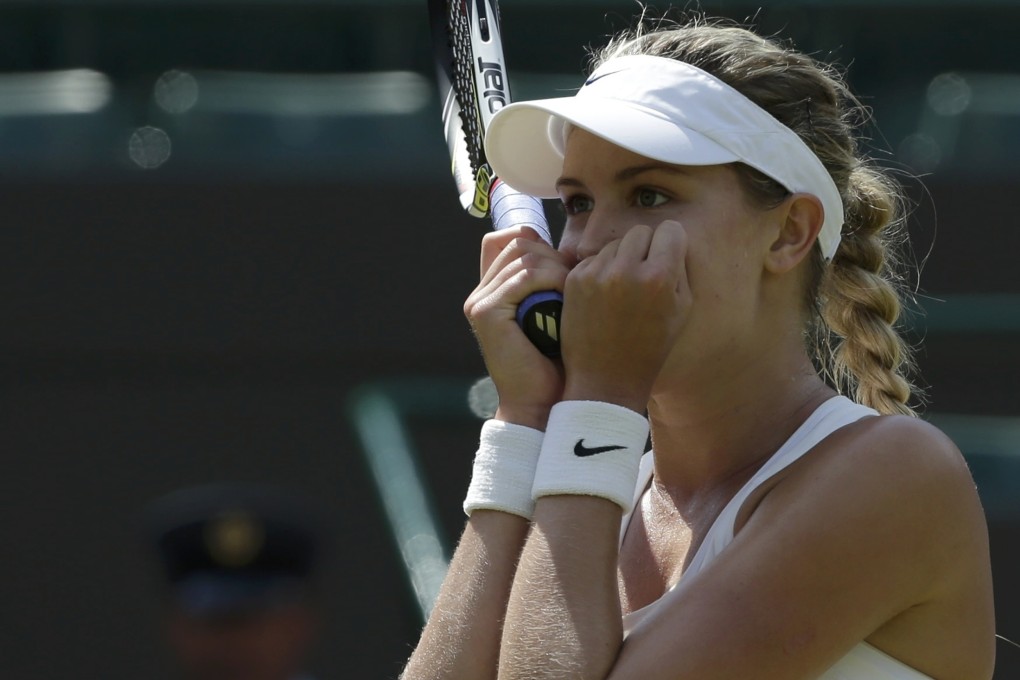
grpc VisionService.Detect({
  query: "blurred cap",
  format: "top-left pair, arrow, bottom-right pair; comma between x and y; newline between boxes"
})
144,482 -> 326,618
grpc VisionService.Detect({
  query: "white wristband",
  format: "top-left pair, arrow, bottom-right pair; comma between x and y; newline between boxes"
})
532,401 -> 649,513
463,420 -> 544,519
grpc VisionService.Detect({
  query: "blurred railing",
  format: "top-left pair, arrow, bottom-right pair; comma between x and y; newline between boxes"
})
347,377 -> 476,620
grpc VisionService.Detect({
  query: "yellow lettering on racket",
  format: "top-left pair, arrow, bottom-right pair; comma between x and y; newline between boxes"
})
473,164 -> 494,215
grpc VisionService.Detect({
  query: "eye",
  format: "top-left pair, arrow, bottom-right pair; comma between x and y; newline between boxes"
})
561,194 -> 594,215
636,188 -> 669,208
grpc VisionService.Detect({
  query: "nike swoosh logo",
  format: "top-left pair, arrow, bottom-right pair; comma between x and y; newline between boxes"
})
574,439 -> 627,457
583,69 -> 625,88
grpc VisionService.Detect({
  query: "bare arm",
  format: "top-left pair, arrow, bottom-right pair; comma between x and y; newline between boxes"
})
499,496 -> 624,679
402,510 -> 530,680
405,226 -> 572,678
493,416 -> 995,680
494,221 -> 687,678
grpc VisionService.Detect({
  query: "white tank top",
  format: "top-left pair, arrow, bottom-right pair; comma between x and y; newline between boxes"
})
619,396 -> 934,679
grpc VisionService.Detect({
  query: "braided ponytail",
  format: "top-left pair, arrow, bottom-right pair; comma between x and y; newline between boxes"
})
817,166 -> 918,416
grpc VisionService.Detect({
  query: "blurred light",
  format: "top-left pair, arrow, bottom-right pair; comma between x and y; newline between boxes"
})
963,73 -> 1020,116
154,70 -> 199,114
186,70 -> 430,117
899,133 -> 942,173
468,376 -> 498,419
927,72 -> 971,116
129,126 -> 172,169
0,69 -> 111,115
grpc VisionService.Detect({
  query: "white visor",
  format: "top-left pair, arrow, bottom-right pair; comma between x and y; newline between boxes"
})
484,55 -> 844,260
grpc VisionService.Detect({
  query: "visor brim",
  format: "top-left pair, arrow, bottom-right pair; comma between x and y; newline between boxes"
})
485,96 -> 741,198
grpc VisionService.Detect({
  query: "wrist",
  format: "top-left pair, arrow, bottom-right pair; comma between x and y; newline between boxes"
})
532,400 -> 649,513
463,420 -> 545,519
493,404 -> 552,432
562,378 -> 650,415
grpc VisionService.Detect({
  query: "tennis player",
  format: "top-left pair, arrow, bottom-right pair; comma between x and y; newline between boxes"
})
403,17 -> 995,680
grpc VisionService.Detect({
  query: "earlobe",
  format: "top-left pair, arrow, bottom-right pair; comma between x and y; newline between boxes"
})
765,193 -> 825,274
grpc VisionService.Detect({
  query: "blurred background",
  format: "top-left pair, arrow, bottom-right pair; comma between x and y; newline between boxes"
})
1,0 -> 1018,677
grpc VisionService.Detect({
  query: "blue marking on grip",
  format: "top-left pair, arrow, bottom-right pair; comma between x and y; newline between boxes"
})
515,290 -> 563,327
516,290 -> 564,357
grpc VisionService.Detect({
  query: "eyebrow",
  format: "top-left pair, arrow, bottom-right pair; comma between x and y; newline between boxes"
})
554,162 -> 691,190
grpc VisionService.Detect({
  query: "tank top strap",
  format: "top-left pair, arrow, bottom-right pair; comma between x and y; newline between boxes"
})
683,395 -> 877,577
618,396 -> 876,554
620,452 -> 656,548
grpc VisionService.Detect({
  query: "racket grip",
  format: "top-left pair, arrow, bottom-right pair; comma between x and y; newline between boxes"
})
489,180 -> 562,357
515,290 -> 562,358
490,180 -> 552,245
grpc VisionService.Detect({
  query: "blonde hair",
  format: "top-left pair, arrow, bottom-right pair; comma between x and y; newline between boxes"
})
592,17 -> 919,416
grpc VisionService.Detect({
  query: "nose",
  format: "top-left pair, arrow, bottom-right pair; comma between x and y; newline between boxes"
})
573,206 -> 626,261
563,205 -> 624,263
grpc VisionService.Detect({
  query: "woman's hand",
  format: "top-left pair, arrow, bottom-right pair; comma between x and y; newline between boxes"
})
561,220 -> 691,413
464,226 -> 570,429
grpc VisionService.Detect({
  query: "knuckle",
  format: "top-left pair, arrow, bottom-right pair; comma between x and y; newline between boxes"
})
518,251 -> 546,270
515,265 -> 542,287
640,267 -> 672,292
463,294 -> 480,318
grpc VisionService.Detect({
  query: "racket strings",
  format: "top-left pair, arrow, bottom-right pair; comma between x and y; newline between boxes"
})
448,6 -> 484,173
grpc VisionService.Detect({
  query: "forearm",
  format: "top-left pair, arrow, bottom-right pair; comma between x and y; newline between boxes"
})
403,510 -> 530,680
498,496 -> 624,680
494,399 -> 647,678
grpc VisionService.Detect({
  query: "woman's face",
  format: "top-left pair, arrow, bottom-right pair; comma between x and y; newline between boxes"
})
556,128 -> 781,377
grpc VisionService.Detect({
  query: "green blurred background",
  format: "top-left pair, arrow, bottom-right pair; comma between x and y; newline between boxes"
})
1,0 -> 1018,677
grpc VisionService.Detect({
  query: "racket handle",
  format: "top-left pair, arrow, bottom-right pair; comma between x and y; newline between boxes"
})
489,179 -> 552,244
490,180 -> 563,357
514,290 -> 562,358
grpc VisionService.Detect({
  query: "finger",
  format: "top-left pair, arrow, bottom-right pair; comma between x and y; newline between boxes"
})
615,224 -> 655,265
480,227 -> 544,278
466,263 -> 569,334
477,251 -> 569,301
468,251 -> 569,317
648,220 -> 689,288
479,247 -> 567,311
480,233 -> 560,287
585,236 -> 623,271
571,225 -> 651,285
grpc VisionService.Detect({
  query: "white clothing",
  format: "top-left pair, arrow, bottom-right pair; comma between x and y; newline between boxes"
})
619,396 -> 933,679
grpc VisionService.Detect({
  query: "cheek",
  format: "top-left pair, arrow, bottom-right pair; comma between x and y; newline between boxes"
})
683,225 -> 758,307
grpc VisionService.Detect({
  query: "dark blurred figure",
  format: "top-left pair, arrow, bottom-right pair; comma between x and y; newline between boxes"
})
144,483 -> 328,680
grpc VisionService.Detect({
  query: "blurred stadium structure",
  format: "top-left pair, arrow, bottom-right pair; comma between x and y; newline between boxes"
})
1,0 -> 1017,678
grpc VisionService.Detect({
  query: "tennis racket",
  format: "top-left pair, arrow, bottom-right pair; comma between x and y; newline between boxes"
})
428,0 -> 563,358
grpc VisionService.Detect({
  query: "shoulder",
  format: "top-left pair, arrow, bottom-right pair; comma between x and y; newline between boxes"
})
758,412 -> 989,594
612,414 -> 993,679
810,413 -> 978,506
780,412 -> 983,526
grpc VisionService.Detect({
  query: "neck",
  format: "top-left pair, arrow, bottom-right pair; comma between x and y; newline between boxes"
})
646,344 -> 834,500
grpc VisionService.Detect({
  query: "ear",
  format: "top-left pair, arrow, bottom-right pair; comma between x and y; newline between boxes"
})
764,193 -> 825,274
